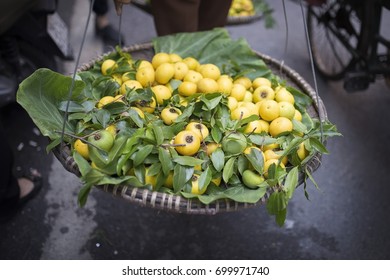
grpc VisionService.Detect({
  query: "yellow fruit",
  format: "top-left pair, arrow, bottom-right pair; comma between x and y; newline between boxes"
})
275,86 -> 295,104
258,119 -> 270,133
111,73 -> 122,85
145,168 -> 157,188
173,61 -> 189,80
155,63 -> 175,84
234,76 -> 252,90
259,100 -> 280,121
97,96 -> 116,108
183,57 -> 200,71
121,72 -> 133,83
151,85 -> 172,105
120,80 -> 143,95
240,101 -> 258,116
113,94 -> 125,103
278,101 -> 296,120
197,78 -> 219,93
129,106 -> 145,118
252,77 -> 272,89
205,142 -> 219,156
217,76 -> 233,94
186,122 -> 209,140
161,107 -> 182,125
151,52 -> 171,69
227,96 -> 238,110
269,117 -> 293,137
244,146 -> 263,155
178,81 -> 197,97
231,106 -> 250,120
101,59 -> 117,75
262,142 -> 279,151
184,70 -> 203,83
229,83 -> 247,101
105,124 -> 117,137
243,91 -> 253,102
74,139 -> 89,160
252,85 -> 275,103
169,53 -> 182,63
164,171 -> 174,188
174,130 -> 201,156
138,60 -> 153,70
211,177 -> 222,186
190,174 -> 206,195
136,97 -> 157,114
244,120 -> 263,134
136,66 -> 155,87
294,109 -> 303,121
297,142 -> 309,161
263,159 -> 285,178
199,63 -> 221,80
264,149 -> 288,165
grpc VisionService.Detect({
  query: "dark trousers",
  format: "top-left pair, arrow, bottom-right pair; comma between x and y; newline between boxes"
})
151,0 -> 233,36
92,0 -> 109,16
0,119 -> 19,213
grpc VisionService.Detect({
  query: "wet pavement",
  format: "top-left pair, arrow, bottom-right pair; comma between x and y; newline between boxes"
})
1,1 -> 390,260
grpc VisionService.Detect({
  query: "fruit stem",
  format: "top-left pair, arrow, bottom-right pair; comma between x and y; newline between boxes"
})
160,143 -> 186,148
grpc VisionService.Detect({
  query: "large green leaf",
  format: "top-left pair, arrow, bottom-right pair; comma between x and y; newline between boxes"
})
153,28 -> 272,80
16,68 -> 85,139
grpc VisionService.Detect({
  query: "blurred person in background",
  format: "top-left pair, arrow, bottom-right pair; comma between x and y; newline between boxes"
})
94,0 -> 125,48
150,0 -> 233,36
0,119 -> 42,223
113,0 -> 233,36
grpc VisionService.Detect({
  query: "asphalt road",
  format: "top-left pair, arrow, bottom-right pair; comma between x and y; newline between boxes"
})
1,0 -> 390,260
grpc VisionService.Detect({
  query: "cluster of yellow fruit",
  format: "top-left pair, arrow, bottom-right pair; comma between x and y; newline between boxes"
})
229,0 -> 256,17
74,52 -> 309,194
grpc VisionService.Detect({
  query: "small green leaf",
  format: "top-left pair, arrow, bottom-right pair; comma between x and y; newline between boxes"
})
245,147 -> 264,174
222,157 -> 236,183
211,126 -> 223,143
292,119 -> 307,134
200,94 -> 222,110
173,165 -> 194,193
275,207 -> 287,227
173,156 -> 204,166
198,166 -> 212,192
158,147 -> 173,175
73,151 -> 92,177
133,144 -> 154,166
210,148 -> 225,172
310,137 -> 329,154
46,138 -> 61,153
128,107 -> 145,128
266,191 -> 287,215
152,123 -> 164,145
92,109 -> 110,127
283,166 -> 299,200
78,184 -> 93,207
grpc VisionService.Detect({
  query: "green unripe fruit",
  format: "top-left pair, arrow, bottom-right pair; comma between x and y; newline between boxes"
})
242,170 -> 265,188
221,132 -> 247,155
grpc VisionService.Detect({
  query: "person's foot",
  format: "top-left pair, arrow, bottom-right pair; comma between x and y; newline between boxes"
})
0,169 -> 43,223
18,168 -> 42,205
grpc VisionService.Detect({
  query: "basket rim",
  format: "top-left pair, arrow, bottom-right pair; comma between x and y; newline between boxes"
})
58,42 -> 326,215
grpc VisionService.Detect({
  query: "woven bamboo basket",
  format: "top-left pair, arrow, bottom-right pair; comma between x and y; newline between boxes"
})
53,42 -> 327,215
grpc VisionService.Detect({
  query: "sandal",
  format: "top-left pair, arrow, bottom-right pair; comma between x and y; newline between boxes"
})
18,168 -> 43,206
0,169 -> 43,223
